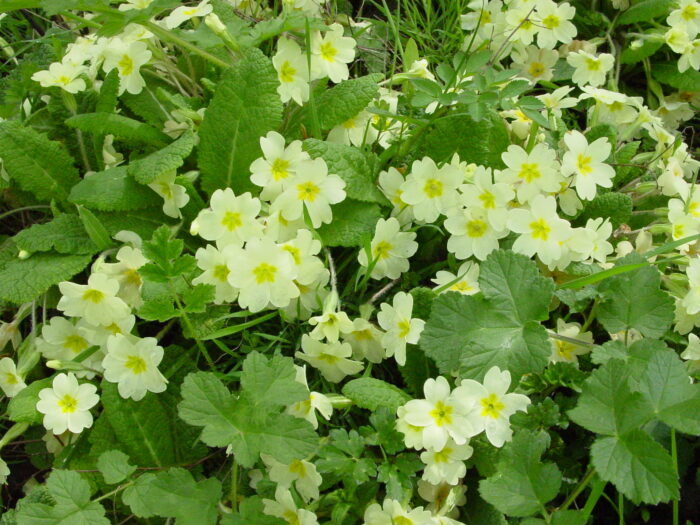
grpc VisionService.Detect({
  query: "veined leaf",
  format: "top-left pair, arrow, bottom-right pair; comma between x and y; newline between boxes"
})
128,129 -> 195,184
12,214 -> 97,255
65,112 -> 170,146
69,166 -> 161,211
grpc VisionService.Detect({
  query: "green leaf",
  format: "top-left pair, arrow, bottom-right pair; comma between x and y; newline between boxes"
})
568,359 -> 653,436
620,39 -> 663,65
122,468 -> 221,525
140,225 -> 196,282
182,284 -> 215,313
631,347 -> 700,435
128,129 -> 195,184
479,430 -> 562,517
652,61 -> 700,91
342,377 -> 411,412
65,112 -> 169,146
0,253 -> 92,304
414,111 -> 509,168
69,166 -> 161,211
178,371 -> 317,467
95,70 -> 120,114
596,254 -> 674,338
303,139 -> 388,204
316,74 -> 382,129
318,199 -> 383,247
421,250 -> 554,379
617,0 -> 674,24
12,214 -> 97,255
0,121 -> 79,202
591,430 -> 678,504
198,47 -> 283,195
99,382 -> 180,467
8,378 -> 52,424
97,450 -> 136,484
76,206 -> 113,251
590,340 -> 628,365
221,497 -> 285,525
578,192 -> 632,229
15,470 -> 109,525
240,352 -> 308,409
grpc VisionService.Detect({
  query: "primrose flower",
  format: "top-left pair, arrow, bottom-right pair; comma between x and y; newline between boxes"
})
310,23 -> 356,83
549,319 -> 593,364
263,487 -> 320,525
286,365 -> 333,429
194,188 -> 263,247
295,334 -> 363,383
566,50 -> 614,87
58,273 -> 131,327
308,309 -> 354,343
226,237 -> 299,312
668,0 -> 700,39
36,373 -> 99,434
358,217 -> 418,280
537,85 -> 577,117
262,454 -> 322,503
504,4 -> 541,46
192,244 -> 238,304
681,258 -> 700,315
378,167 -> 414,225
445,206 -> 508,261
501,144 -> 561,204
36,317 -> 106,377
681,333 -> 700,374
103,334 -> 167,401
400,376 -> 477,451
431,261 -> 480,295
363,498 -> 435,525
400,158 -> 462,223
343,318 -> 386,363
420,437 -> 473,485
102,39 -> 152,95
163,0 -> 213,29
507,194 -> 572,267
250,132 -> 311,201
455,366 -> 531,447
535,0 -> 577,49
280,229 -> 326,286
0,358 -> 26,398
96,245 -> 148,308
119,0 -> 153,10
147,171 -> 190,219
273,37 -> 310,105
377,291 -> 425,366
272,158 -> 346,228
511,45 -> 559,83
458,166 -> 514,231
31,62 -> 86,93
0,458 -> 9,486
561,130 -> 614,201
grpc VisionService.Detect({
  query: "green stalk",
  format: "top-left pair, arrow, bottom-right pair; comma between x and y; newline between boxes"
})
143,21 -> 231,69
671,428 -> 679,525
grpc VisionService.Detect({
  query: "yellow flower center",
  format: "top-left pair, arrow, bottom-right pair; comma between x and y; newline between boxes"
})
450,281 -> 473,293
398,319 -> 411,338
479,191 -> 496,209
530,218 -> 551,240
354,329 -> 374,341
393,517 -> 413,525
58,75 -> 72,85
283,245 -> 302,265
58,394 -> 78,413
480,393 -> 505,418
82,289 -> 105,303
555,340 -> 575,360
271,158 -> 290,181
576,153 -> 593,175
125,355 -> 148,374
118,54 -> 134,77
466,219 -> 488,238
283,510 -> 300,525
297,181 -> 321,202
158,181 -> 173,199
221,211 -> 242,231
429,400 -> 453,426
521,18 -> 533,30
106,323 -> 123,335
688,201 -> 699,217
528,62 -> 546,77
608,101 -> 624,112
480,10 -> 492,24
213,264 -> 230,282
433,446 -> 452,463
682,4 -> 697,20
585,57 -> 601,71
519,163 -> 541,183
542,14 -> 560,28
64,334 -> 89,354
674,223 -> 685,238
423,178 -> 444,198
317,353 -> 339,364
373,240 -> 393,260
320,42 -> 337,62
279,61 -> 296,83
253,262 -> 277,283
342,117 -> 357,129
124,269 -> 142,287
288,459 -> 307,476
5,373 -> 18,385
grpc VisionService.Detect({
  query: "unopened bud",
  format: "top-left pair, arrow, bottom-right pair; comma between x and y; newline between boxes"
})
17,250 -> 30,260
190,218 -> 200,236
205,13 -> 226,35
